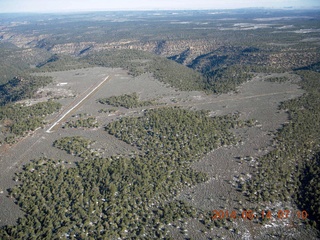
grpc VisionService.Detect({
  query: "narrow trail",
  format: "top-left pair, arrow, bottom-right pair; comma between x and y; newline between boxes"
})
181,89 -> 300,107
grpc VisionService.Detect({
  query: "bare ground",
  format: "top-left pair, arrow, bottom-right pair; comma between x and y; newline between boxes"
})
1,68 -> 312,239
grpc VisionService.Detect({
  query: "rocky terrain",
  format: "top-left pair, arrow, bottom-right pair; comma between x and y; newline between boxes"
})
1,33 -> 319,80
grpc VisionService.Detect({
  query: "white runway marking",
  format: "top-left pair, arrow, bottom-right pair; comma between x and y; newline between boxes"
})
46,76 -> 109,133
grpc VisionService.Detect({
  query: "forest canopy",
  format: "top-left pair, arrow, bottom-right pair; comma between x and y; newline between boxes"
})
0,107 -> 245,238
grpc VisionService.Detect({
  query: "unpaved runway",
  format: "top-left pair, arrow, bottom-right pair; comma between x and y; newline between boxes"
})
0,70 -> 304,229
46,75 -> 110,132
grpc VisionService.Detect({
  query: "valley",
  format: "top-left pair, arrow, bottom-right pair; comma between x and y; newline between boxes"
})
0,9 -> 320,239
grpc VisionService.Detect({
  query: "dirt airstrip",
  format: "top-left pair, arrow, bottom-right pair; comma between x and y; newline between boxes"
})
1,67 -> 311,239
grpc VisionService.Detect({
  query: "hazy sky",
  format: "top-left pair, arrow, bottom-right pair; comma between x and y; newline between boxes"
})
0,0 -> 319,13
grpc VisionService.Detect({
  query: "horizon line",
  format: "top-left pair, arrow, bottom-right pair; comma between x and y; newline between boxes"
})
1,6 -> 320,14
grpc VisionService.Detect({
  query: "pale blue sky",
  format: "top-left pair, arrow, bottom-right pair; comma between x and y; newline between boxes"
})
0,0 -> 319,13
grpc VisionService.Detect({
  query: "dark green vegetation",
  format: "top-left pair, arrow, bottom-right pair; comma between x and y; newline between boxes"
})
299,153 -> 320,228
0,44 -> 50,85
63,116 -> 98,129
186,47 -> 267,93
98,92 -> 155,109
34,54 -> 92,72
0,46 -> 60,144
84,50 -> 205,91
54,136 -> 97,159
7,9 -> 317,94
0,48 -> 25,85
98,108 -> 117,114
0,107 -> 244,239
2,10 -> 320,76
33,49 -> 206,92
202,65 -> 254,93
106,107 -> 247,156
0,101 -> 61,144
84,50 -> 254,93
0,9 -> 320,239
0,75 -> 52,105
242,70 -> 320,229
265,76 -> 290,83
295,61 -> 320,72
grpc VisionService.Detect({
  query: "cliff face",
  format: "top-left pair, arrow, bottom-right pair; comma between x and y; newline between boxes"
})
48,39 -> 221,65
1,30 -> 320,71
0,32 -> 51,49
0,29 -> 221,65
49,42 -> 96,55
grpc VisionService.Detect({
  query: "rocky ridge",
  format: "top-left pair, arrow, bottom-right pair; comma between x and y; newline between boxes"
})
1,30 -> 320,71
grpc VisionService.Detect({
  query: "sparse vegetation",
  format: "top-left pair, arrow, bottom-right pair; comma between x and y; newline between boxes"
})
53,136 -> 95,158
98,108 -> 117,114
84,49 -> 205,91
265,76 -> 290,83
0,75 -> 53,106
63,116 -> 98,129
98,92 -> 155,109
1,9 -> 320,239
85,50 -> 254,93
243,70 -> 320,230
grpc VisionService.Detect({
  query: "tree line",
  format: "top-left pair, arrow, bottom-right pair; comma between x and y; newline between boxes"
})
98,92 -> 155,109
0,107 -> 250,238
0,101 -> 61,144
242,70 -> 320,230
